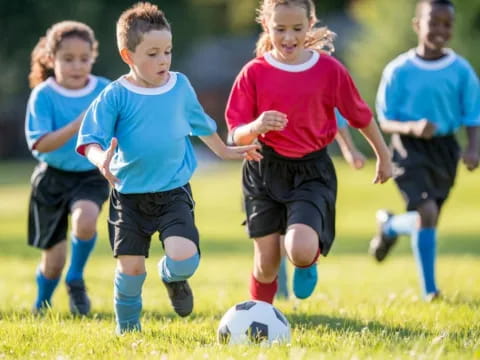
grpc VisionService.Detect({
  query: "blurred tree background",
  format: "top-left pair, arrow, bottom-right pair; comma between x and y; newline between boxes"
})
0,0 -> 478,159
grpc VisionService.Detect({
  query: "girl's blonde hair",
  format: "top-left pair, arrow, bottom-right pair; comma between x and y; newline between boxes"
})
29,21 -> 98,88
255,0 -> 335,57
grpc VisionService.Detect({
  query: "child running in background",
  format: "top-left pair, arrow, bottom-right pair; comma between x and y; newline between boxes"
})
226,0 -> 392,304
369,0 -> 479,301
276,110 -> 366,299
25,21 -> 110,315
76,2 -> 260,334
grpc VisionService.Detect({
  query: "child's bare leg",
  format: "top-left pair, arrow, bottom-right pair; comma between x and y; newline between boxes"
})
158,236 -> 199,316
250,233 -> 281,304
284,224 -> 320,299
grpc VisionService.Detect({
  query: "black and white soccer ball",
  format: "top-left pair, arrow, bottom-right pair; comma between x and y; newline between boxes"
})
217,300 -> 290,345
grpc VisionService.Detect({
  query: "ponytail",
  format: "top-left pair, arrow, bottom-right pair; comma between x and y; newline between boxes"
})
28,37 -> 54,88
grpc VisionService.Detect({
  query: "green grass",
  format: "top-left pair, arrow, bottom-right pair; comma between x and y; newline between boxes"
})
0,159 -> 479,359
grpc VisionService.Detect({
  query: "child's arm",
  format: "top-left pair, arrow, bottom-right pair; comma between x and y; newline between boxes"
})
34,111 -> 86,153
200,133 -> 262,161
463,126 -> 479,171
379,118 -> 436,139
231,111 -> 288,145
358,119 -> 392,184
335,127 -> 366,169
84,139 -> 119,186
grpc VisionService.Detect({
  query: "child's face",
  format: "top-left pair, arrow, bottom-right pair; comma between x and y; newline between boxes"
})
414,4 -> 454,52
127,30 -> 172,88
264,4 -> 312,64
52,37 -> 94,89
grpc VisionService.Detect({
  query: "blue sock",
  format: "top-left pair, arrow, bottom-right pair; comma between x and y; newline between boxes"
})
65,233 -> 96,284
159,253 -> 200,283
114,271 -> 146,334
276,256 -> 289,299
34,268 -> 60,310
411,228 -> 438,296
385,212 -> 418,237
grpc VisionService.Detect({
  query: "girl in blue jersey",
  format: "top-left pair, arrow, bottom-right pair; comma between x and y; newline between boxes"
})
76,2 -> 260,334
25,21 -> 110,315
370,0 -> 480,301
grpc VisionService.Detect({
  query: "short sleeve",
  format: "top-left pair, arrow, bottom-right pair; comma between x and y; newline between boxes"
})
335,108 -> 347,128
376,64 -> 401,123
76,87 -> 118,155
460,64 -> 480,127
225,64 -> 257,132
184,77 -> 217,136
334,62 -> 372,128
25,89 -> 53,150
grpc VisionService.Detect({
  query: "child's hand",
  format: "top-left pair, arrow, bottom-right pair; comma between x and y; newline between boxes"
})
251,111 -> 288,135
221,144 -> 263,161
373,156 -> 393,184
98,138 -> 120,186
410,119 -> 436,139
345,150 -> 366,169
462,148 -> 479,171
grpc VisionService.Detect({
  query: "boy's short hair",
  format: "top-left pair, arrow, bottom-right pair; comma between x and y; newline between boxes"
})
416,0 -> 455,16
116,2 -> 170,52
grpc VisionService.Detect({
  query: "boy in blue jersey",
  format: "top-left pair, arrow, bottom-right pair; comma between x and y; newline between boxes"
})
370,0 -> 480,301
26,21 -> 110,315
76,2 -> 260,334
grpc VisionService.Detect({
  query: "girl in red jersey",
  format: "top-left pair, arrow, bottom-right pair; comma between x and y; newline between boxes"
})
225,0 -> 392,303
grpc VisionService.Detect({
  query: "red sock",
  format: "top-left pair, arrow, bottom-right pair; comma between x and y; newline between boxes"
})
295,248 -> 321,268
249,273 -> 278,304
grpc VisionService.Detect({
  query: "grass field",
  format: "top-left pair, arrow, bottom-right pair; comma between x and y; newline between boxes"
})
0,159 -> 479,359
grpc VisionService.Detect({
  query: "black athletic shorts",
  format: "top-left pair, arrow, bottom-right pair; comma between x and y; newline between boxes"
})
243,143 -> 337,256
391,134 -> 460,211
108,183 -> 199,258
28,163 -> 109,249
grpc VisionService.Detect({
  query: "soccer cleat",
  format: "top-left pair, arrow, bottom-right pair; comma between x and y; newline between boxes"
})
292,264 -> 318,299
162,279 -> 193,317
66,279 -> 91,315
425,291 -> 442,303
369,209 -> 398,262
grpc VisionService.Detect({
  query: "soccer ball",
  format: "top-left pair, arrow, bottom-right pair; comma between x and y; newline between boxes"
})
217,300 -> 291,345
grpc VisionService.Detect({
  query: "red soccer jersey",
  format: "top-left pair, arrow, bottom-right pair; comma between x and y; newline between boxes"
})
225,51 -> 372,158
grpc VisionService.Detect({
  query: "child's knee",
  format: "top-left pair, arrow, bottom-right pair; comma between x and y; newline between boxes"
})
417,201 -> 439,227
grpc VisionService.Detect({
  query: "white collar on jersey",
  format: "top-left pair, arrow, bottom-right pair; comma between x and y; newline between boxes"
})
46,75 -> 98,97
118,72 -> 177,95
264,50 -> 320,72
408,48 -> 457,70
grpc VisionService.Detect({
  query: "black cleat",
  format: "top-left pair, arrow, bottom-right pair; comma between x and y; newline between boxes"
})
66,279 -> 91,315
162,280 -> 193,317
369,210 -> 398,262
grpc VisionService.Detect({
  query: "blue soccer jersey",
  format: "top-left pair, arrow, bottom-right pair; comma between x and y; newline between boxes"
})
335,108 -> 347,129
376,49 -> 480,136
77,72 -> 217,194
25,75 -> 110,171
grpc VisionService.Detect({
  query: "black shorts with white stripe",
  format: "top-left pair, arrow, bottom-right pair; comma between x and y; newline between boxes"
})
28,163 -> 109,249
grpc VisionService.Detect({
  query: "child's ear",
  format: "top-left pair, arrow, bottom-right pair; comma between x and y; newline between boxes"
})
46,54 -> 54,68
119,48 -> 133,65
